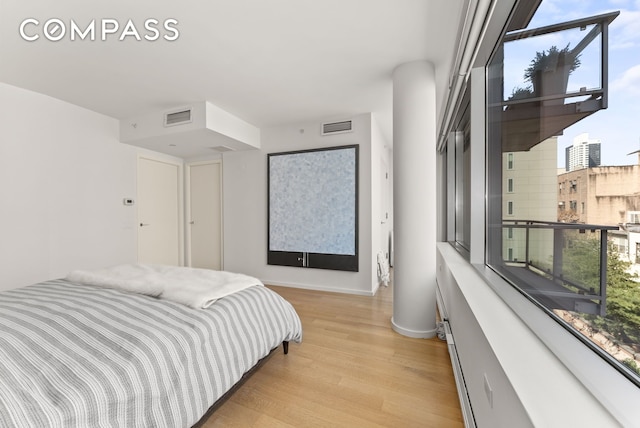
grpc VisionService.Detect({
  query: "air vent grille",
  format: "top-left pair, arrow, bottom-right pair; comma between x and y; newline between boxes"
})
164,109 -> 192,127
321,120 -> 353,135
209,145 -> 234,152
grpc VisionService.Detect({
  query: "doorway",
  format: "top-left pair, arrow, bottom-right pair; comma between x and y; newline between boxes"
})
137,156 -> 182,265
187,160 -> 223,270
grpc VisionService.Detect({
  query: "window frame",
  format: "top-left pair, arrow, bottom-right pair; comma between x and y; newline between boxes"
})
485,5 -> 640,387
441,0 -> 639,423
447,87 -> 472,257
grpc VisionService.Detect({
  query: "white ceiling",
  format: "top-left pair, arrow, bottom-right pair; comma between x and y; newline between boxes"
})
0,0 -> 463,157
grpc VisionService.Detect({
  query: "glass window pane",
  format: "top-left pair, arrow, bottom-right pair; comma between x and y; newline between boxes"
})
486,2 -> 640,385
454,103 -> 471,252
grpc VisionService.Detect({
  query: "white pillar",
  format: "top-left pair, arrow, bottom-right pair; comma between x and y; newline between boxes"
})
391,60 -> 437,338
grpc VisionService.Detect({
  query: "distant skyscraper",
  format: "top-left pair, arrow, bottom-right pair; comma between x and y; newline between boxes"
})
565,133 -> 601,172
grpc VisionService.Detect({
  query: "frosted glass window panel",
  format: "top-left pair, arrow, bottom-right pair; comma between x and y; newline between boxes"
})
269,146 -> 357,255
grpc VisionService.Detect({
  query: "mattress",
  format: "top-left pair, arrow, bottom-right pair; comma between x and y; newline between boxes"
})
0,278 -> 302,427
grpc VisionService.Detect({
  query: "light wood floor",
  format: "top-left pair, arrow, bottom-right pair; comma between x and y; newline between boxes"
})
201,283 -> 464,428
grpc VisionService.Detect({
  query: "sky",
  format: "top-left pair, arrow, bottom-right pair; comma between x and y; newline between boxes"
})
505,0 -> 640,167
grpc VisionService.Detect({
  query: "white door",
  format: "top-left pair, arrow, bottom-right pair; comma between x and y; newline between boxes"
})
188,161 -> 222,270
137,157 -> 181,265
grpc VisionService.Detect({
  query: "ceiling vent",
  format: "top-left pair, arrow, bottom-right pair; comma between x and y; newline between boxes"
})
209,145 -> 234,152
164,108 -> 193,127
321,120 -> 353,136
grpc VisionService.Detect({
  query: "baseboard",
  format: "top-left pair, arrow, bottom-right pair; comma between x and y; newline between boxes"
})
262,280 -> 376,296
437,285 -> 476,428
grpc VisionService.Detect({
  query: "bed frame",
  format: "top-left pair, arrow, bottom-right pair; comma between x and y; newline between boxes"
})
192,341 -> 289,427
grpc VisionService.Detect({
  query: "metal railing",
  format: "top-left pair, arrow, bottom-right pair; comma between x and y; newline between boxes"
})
502,220 -> 619,316
502,11 -> 620,108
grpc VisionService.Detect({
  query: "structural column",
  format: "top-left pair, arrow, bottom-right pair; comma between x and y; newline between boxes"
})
391,60 -> 437,338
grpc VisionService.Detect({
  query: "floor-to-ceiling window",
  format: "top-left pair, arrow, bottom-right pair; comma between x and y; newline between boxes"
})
485,1 -> 639,386
448,0 -> 640,394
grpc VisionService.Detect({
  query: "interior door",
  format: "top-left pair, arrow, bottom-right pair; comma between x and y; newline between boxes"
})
137,157 -> 181,265
188,161 -> 222,270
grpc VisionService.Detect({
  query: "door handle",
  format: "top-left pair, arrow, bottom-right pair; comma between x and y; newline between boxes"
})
139,223 -> 150,227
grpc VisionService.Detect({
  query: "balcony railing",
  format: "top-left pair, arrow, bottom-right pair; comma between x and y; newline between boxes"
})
501,220 -> 619,316
496,12 -> 619,153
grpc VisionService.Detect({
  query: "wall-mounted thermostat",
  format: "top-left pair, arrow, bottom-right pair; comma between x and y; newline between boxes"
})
123,198 -> 135,206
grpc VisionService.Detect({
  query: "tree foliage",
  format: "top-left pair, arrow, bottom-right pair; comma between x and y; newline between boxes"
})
563,233 -> 640,349
623,359 -> 640,376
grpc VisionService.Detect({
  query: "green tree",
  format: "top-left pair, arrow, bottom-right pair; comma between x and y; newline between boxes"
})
623,359 -> 640,376
563,233 -> 640,349
562,232 -> 601,291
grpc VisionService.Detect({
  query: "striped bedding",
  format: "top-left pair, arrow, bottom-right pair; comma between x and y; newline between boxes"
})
0,279 -> 302,428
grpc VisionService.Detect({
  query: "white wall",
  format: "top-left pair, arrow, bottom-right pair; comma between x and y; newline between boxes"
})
371,114 -> 393,268
223,113 -> 383,295
437,246 -> 533,427
0,82 -> 139,290
0,82 -> 389,296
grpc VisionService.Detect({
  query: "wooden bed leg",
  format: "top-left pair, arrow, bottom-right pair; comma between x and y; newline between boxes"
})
283,341 -> 289,355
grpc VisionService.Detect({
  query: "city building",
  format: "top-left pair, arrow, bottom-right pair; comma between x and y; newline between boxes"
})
565,132 -> 601,171
558,152 -> 640,270
503,137 -> 558,263
558,153 -> 640,226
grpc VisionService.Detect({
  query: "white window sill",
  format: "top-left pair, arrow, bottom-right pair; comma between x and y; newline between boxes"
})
437,242 -> 638,427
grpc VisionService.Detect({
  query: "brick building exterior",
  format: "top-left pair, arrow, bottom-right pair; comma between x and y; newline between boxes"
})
558,155 -> 640,226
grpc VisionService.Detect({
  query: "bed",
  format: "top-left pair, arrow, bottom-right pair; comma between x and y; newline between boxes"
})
0,264 -> 303,428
